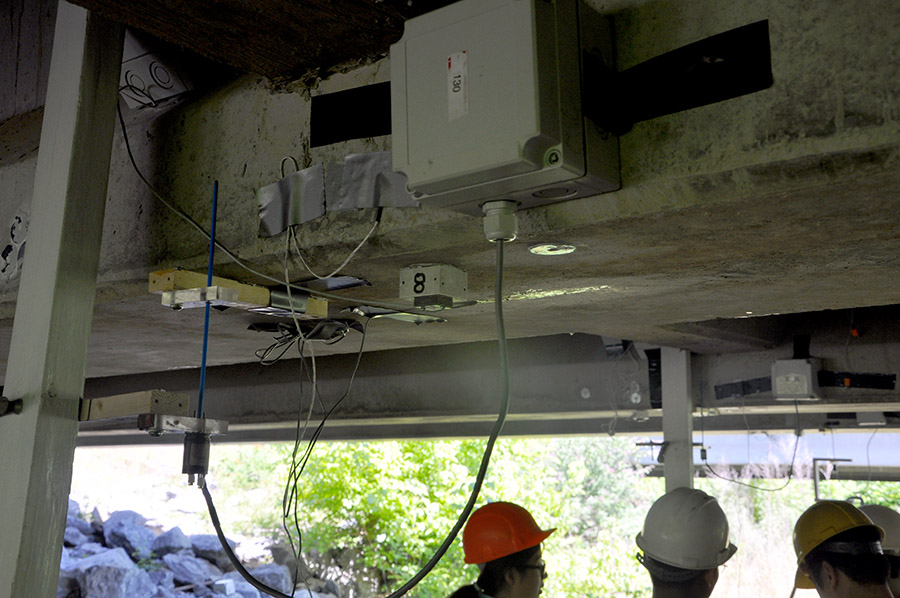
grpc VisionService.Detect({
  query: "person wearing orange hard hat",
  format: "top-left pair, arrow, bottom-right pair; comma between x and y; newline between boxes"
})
448,502 -> 555,598
791,500 -> 892,598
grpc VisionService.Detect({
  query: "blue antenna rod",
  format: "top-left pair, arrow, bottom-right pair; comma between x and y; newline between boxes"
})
197,180 -> 218,418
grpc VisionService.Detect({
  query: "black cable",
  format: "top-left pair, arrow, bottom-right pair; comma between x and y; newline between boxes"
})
202,238 -> 511,597
200,321 -> 371,598
118,83 -> 159,108
282,337 -> 312,598
263,240 -> 511,598
382,239 -> 510,598
202,481 -> 294,598
701,399 -> 801,491
281,319 -> 371,596
284,322 -> 368,497
256,335 -> 299,365
256,322 -> 348,366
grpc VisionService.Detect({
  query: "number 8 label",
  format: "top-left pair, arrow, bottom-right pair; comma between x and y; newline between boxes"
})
413,272 -> 426,294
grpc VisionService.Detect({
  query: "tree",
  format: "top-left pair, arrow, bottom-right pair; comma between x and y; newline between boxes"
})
209,436 -> 658,598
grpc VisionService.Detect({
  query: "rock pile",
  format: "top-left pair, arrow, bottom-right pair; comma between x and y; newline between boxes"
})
59,499 -> 342,598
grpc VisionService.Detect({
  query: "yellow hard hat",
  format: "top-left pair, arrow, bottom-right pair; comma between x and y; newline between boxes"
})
792,500 -> 884,589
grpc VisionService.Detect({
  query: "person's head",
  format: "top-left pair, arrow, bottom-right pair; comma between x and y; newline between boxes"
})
793,500 -> 889,597
859,504 -> 900,596
461,502 -> 555,598
635,487 -> 737,598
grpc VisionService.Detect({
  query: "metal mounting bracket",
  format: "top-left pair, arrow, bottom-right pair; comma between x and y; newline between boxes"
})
0,397 -> 23,417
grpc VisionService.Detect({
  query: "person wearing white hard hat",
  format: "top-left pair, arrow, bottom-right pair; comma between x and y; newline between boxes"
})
792,500 -> 892,598
635,487 -> 737,598
860,504 -> 900,597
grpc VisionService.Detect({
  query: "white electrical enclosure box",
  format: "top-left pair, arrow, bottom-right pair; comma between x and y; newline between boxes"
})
772,358 -> 822,400
390,0 -> 618,214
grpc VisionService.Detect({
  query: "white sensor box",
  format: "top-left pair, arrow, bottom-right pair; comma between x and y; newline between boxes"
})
399,263 -> 468,308
772,358 -> 822,400
390,0 -> 619,214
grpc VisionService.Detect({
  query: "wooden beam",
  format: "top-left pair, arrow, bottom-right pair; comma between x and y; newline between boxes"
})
149,268 -> 270,306
148,268 -> 329,317
79,390 -> 190,422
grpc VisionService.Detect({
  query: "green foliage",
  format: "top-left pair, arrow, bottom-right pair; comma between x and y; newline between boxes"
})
133,552 -> 163,572
208,444 -> 291,536
209,435 -> 900,598
819,479 -> 900,508
208,436 -> 656,598
75,433 -> 899,598
288,439 -> 495,597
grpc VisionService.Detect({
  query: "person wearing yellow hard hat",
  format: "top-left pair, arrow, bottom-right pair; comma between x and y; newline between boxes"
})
859,504 -> 900,596
635,487 -> 737,598
792,500 -> 892,598
448,502 -> 555,598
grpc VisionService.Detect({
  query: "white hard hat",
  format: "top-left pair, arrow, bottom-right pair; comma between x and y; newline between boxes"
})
636,487 -> 737,570
860,504 -> 900,554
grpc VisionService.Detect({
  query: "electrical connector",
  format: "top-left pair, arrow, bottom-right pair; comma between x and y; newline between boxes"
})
183,432 -> 211,486
482,200 -> 518,242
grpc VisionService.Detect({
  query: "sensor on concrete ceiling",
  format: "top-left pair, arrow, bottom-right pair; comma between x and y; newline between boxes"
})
390,0 -> 620,215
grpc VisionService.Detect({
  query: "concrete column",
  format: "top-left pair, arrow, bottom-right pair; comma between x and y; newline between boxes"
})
0,3 -> 123,597
661,347 -> 694,491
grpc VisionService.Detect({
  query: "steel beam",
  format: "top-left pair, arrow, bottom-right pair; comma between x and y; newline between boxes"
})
0,4 -> 123,597
74,411 -> 900,446
646,465 -> 900,484
73,333 -> 900,445
661,347 -> 694,491
78,334 -> 651,439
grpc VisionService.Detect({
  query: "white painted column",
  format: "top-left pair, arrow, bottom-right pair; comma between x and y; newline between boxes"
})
661,347 -> 694,491
0,4 -> 123,598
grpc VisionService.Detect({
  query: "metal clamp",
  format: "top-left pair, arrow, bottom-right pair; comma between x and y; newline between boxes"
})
0,397 -> 23,417
635,440 -> 704,463
137,413 -> 228,437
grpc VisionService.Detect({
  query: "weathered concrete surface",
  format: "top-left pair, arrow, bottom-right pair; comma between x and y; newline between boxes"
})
0,0 -> 897,382
0,0 -> 58,124
0,108 -> 43,167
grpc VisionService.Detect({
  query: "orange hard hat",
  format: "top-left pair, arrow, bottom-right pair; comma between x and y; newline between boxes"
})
462,502 -> 555,564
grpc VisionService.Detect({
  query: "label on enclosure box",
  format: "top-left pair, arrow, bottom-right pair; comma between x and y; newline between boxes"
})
447,51 -> 468,121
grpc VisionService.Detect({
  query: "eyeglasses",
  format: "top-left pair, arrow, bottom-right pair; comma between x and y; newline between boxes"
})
520,560 -> 546,577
